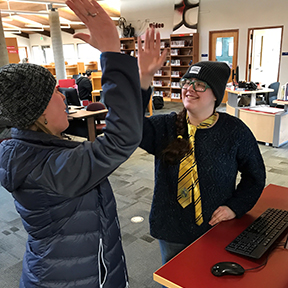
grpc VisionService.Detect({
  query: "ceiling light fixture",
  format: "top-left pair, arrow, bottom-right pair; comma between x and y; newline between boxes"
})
25,24 -> 70,28
4,29 -> 21,34
1,17 -> 13,21
7,0 -> 66,6
1,9 -> 49,15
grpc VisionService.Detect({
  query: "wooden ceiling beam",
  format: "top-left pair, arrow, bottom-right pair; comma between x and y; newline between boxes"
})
61,27 -> 74,34
12,31 -> 29,38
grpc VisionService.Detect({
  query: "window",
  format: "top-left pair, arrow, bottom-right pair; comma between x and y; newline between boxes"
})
32,46 -> 43,64
32,45 -> 53,65
63,44 -> 76,64
42,46 -> 53,64
18,47 -> 28,62
77,43 -> 101,70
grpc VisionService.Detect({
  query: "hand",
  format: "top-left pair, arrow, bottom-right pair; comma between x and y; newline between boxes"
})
209,206 -> 236,226
138,28 -> 168,90
65,0 -> 120,52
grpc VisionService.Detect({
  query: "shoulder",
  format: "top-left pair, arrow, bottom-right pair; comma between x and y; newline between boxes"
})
76,77 -> 84,84
216,112 -> 257,144
218,112 -> 253,132
146,112 -> 177,128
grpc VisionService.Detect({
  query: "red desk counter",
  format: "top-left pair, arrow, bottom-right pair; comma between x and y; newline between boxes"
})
153,184 -> 288,288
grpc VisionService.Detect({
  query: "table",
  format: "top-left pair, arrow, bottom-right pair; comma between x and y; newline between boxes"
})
225,88 -> 288,147
273,99 -> 288,112
68,109 -> 108,142
226,88 -> 274,107
153,184 -> 288,288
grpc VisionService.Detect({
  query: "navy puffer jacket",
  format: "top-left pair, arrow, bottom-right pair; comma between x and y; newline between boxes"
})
0,52 -> 142,288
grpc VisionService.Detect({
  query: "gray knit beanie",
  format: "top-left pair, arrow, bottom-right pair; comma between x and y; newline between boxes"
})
0,63 -> 56,129
182,61 -> 231,107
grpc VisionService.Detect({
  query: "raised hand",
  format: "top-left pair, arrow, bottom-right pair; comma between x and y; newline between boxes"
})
65,0 -> 120,53
138,28 -> 168,90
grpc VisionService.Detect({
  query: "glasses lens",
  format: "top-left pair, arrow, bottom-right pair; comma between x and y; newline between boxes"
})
180,78 -> 191,89
194,81 -> 207,91
180,79 -> 209,91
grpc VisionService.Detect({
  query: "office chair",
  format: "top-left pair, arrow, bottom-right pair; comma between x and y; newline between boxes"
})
86,102 -> 107,135
58,87 -> 81,106
58,78 -> 77,89
267,82 -> 280,107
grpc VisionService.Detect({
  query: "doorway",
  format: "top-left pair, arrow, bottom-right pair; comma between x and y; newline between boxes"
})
209,30 -> 239,103
246,26 -> 283,86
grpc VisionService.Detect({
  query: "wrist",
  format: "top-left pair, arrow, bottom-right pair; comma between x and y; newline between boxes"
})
140,74 -> 152,90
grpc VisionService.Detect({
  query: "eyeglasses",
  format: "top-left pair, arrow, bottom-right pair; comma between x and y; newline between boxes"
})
179,78 -> 210,92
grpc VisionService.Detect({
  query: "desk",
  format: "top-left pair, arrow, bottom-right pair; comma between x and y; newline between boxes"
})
154,184 -> 288,288
273,100 -> 288,112
68,109 -> 108,142
227,88 -> 274,107
226,88 -> 288,147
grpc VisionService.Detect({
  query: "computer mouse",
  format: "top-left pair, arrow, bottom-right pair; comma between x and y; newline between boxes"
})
211,262 -> 245,277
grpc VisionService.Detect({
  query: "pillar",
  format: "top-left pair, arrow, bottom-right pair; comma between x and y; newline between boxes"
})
49,8 -> 66,81
0,14 -> 9,67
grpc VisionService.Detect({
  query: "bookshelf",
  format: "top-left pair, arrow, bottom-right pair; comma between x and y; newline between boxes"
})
120,33 -> 199,103
169,33 -> 199,102
152,38 -> 171,102
120,37 -> 136,57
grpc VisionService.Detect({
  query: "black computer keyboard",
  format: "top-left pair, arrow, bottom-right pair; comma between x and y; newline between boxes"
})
226,208 -> 288,259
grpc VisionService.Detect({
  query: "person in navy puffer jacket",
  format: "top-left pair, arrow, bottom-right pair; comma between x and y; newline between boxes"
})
0,0 -> 167,287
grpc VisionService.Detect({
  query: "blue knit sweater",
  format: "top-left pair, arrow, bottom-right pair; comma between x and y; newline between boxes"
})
140,108 -> 266,245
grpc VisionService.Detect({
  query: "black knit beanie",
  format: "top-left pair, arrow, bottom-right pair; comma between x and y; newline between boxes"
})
182,61 -> 231,107
0,63 -> 56,129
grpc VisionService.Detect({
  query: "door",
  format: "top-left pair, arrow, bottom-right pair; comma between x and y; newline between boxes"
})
209,30 -> 239,103
246,26 -> 283,86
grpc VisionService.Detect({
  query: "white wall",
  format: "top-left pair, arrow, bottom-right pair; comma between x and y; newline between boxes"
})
198,0 -> 288,87
120,0 -> 175,39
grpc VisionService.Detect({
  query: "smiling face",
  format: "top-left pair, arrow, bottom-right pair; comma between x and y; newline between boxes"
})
181,78 -> 216,120
41,86 -> 69,136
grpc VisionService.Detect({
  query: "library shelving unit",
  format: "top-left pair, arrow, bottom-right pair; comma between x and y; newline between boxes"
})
169,33 -> 199,102
120,33 -> 199,103
152,38 -> 171,101
120,37 -> 136,57
42,62 -> 85,78
85,61 -> 98,71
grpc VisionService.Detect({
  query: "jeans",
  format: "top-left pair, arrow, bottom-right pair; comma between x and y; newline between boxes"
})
158,239 -> 188,288
159,239 -> 188,265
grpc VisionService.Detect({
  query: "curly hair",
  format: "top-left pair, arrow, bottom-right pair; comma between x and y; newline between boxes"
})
161,107 -> 190,165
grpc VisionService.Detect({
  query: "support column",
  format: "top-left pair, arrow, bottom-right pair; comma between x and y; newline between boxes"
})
49,8 -> 66,81
0,14 -> 9,67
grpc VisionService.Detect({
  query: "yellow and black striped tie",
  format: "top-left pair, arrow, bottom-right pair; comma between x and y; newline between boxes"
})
177,113 -> 217,226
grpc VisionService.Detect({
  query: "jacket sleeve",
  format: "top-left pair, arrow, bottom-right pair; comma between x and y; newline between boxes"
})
38,53 -> 143,197
225,123 -> 266,218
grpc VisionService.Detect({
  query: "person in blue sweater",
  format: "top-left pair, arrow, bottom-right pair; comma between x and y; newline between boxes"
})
139,61 -> 266,268
0,0 -> 166,287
